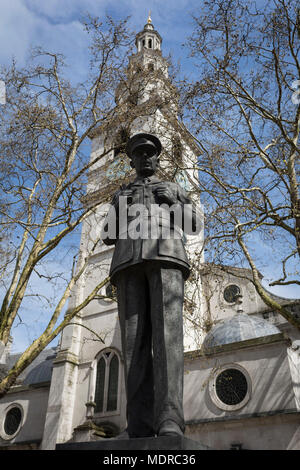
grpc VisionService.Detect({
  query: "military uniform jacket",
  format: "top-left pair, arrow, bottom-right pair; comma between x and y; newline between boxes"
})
102,175 -> 199,282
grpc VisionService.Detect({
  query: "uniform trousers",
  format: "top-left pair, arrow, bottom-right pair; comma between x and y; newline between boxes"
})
114,261 -> 185,437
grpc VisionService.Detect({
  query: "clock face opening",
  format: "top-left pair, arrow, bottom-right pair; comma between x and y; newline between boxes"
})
106,156 -> 131,181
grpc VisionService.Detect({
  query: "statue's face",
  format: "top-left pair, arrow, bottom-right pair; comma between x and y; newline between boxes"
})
130,143 -> 159,177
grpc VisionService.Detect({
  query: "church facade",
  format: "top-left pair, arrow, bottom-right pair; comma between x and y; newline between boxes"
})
0,18 -> 299,451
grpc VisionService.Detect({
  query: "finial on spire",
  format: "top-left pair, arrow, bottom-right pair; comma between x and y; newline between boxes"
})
147,10 -> 152,24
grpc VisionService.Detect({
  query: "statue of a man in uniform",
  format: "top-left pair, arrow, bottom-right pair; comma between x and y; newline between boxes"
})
102,133 -> 200,438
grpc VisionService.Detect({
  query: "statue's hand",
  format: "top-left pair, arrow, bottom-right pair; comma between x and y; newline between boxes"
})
154,185 -> 177,206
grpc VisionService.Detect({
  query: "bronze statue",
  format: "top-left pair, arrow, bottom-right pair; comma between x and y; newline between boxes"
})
102,133 -> 200,438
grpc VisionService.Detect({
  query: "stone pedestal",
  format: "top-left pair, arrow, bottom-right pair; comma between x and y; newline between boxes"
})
56,435 -> 209,451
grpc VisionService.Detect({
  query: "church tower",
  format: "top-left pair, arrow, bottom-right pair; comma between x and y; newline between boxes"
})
41,16 -> 204,449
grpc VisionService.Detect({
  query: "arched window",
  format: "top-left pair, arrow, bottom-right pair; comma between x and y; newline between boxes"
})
148,39 -> 152,48
94,349 -> 120,414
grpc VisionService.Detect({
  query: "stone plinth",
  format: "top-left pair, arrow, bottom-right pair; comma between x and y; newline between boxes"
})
56,435 -> 209,450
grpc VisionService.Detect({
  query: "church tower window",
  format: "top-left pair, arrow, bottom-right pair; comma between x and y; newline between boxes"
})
94,350 -> 120,414
113,128 -> 130,159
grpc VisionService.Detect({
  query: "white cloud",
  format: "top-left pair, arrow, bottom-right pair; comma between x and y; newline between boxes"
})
24,0 -> 108,23
0,1 -> 94,82
0,0 -> 35,65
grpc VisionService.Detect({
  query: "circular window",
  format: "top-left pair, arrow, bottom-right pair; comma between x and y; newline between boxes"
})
216,368 -> 248,405
209,364 -> 251,411
1,404 -> 23,439
223,284 -> 241,303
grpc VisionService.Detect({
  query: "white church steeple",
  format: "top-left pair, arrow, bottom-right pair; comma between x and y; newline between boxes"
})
115,15 -> 171,108
135,13 -> 162,53
131,14 -> 167,76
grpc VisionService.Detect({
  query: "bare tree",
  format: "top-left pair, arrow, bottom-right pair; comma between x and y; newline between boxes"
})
0,12 -> 189,397
0,15 -> 138,397
181,0 -> 300,328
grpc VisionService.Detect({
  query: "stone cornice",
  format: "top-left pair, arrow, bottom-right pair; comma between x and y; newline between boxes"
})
185,408 -> 300,426
52,350 -> 79,366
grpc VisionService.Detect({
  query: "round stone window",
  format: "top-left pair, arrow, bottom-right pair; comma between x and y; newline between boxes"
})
209,364 -> 251,411
223,284 -> 241,303
1,404 -> 23,439
216,368 -> 248,405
